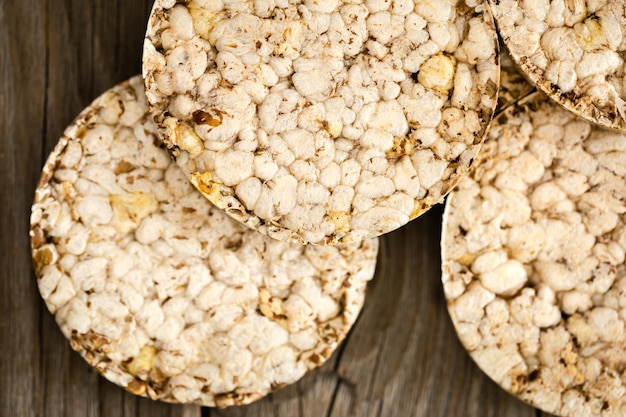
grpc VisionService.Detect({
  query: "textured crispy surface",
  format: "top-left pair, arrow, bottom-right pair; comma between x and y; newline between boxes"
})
490,0 -> 626,131
143,0 -> 500,245
30,76 -> 378,407
442,92 -> 626,416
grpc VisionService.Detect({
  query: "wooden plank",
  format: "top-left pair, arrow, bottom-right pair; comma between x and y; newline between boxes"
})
136,397 -> 201,417
299,371 -> 339,417
113,1 -> 156,83
39,2 -> 101,416
66,354 -> 101,417
38,313 -> 70,417
0,1 -> 46,417
212,397 -> 275,417
99,378 -> 125,417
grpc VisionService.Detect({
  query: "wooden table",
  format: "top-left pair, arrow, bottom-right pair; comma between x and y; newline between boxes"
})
1,2 -> 548,416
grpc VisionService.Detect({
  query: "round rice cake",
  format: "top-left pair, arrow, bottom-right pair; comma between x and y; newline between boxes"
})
442,91 -> 626,416
142,0 -> 500,245
30,76 -> 379,408
490,0 -> 626,131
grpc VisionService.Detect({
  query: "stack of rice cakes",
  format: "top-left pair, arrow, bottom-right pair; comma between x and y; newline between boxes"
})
30,0 -> 626,414
31,0 -> 501,406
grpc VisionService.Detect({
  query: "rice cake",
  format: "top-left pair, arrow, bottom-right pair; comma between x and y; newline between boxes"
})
142,0 -> 500,245
441,91 -> 626,417
490,0 -> 626,131
30,76 -> 379,407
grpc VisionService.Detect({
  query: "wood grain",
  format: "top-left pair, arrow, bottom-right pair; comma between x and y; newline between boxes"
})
0,1 -> 546,416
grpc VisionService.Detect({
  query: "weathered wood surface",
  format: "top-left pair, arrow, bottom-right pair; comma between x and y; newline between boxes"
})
0,2 -> 547,417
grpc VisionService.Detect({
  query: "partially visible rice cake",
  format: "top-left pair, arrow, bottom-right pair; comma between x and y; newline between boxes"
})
442,92 -> 626,416
142,0 -> 500,245
490,0 -> 626,131
30,76 -> 378,408
497,43 -> 536,112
